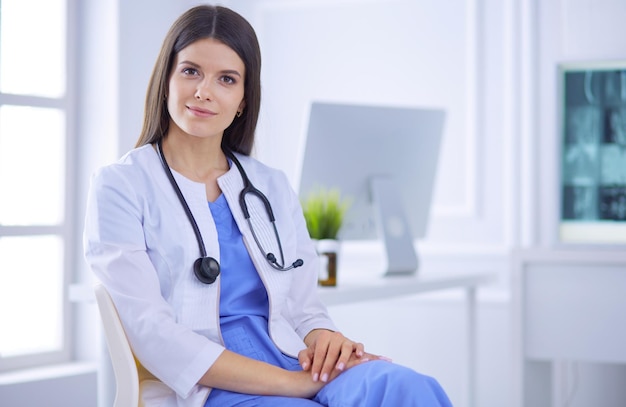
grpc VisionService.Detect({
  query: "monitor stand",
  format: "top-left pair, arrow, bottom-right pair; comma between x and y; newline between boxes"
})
370,176 -> 419,276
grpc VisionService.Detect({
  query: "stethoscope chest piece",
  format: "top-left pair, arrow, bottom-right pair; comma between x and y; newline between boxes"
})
194,257 -> 220,284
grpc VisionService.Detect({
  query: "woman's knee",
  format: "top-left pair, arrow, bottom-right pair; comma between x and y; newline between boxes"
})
333,360 -> 452,406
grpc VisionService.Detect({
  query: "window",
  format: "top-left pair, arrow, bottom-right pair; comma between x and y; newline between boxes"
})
0,0 -> 72,370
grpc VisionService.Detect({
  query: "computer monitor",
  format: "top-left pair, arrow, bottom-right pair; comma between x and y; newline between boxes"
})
298,102 -> 446,275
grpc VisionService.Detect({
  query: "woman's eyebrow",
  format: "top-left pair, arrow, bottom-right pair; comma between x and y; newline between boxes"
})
178,60 -> 242,77
220,69 -> 242,78
178,60 -> 201,68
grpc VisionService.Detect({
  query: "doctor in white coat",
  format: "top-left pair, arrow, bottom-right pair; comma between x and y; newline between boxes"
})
84,5 -> 453,407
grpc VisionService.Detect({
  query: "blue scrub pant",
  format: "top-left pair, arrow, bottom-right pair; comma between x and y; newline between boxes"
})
205,360 -> 453,406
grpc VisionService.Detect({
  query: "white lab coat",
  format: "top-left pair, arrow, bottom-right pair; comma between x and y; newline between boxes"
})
83,145 -> 337,406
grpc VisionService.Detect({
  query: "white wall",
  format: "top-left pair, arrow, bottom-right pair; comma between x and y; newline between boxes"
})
239,0 -> 516,265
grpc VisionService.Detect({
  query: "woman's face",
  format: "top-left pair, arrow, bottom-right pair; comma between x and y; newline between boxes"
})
166,38 -> 246,141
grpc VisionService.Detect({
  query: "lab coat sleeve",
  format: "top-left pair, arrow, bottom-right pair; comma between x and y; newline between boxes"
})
83,165 -> 224,398
282,179 -> 338,338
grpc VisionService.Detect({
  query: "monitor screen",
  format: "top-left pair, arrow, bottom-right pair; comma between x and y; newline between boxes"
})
298,102 -> 446,274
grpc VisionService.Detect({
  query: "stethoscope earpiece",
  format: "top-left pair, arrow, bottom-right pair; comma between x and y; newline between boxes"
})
266,252 -> 304,271
194,257 -> 221,284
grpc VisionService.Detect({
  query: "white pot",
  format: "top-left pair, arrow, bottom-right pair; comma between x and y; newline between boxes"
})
315,238 -> 340,255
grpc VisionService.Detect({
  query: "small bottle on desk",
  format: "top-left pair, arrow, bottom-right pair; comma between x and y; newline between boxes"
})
318,250 -> 337,286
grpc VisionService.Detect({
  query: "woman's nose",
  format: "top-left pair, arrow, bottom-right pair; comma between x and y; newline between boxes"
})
195,80 -> 213,101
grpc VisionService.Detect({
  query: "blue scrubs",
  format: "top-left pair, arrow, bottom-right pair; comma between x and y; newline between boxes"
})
204,194 -> 453,407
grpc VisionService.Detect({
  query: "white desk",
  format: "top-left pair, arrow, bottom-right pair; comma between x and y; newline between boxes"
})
317,271 -> 495,407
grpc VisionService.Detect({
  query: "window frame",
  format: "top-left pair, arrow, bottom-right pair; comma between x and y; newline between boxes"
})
0,0 -> 77,372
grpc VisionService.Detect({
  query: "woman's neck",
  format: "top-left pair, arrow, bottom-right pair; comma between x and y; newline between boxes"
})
161,134 -> 229,184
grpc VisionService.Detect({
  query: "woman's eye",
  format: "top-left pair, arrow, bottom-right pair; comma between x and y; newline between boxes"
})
182,67 -> 199,76
221,75 -> 236,84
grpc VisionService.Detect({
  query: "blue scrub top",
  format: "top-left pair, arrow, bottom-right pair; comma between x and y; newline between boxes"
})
209,194 -> 269,320
208,194 -> 300,370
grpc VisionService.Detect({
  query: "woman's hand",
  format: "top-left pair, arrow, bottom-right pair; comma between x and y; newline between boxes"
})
299,330 -> 390,383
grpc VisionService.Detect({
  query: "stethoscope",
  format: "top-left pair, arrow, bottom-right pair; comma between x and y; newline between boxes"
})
156,139 -> 303,284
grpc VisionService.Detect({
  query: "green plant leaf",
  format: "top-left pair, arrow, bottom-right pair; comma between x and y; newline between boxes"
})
301,187 -> 351,240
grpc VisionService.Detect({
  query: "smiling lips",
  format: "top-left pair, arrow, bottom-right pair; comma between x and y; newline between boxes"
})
187,105 -> 216,117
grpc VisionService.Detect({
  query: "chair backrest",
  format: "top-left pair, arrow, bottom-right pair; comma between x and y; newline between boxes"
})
94,283 -> 140,407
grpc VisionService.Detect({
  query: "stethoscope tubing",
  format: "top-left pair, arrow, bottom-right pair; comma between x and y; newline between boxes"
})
156,139 -> 303,284
157,140 -> 208,258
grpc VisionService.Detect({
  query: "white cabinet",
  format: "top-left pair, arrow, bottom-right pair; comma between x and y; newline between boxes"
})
512,250 -> 626,407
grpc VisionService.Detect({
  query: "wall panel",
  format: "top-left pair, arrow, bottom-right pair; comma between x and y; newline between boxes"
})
233,0 -> 517,271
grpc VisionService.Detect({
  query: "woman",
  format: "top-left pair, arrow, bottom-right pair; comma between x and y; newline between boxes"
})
84,5 -> 453,406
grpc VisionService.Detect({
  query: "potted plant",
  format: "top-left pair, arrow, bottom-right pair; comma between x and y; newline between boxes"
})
301,187 -> 350,286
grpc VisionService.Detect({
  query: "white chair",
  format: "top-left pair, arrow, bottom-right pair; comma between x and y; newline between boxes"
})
94,283 -> 140,407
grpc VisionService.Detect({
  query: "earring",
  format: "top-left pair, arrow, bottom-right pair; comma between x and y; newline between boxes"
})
236,110 -> 242,117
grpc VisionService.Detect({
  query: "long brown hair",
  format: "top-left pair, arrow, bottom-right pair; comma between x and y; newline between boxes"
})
135,5 -> 261,155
